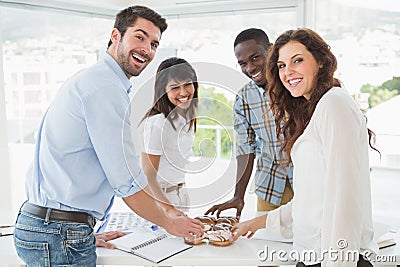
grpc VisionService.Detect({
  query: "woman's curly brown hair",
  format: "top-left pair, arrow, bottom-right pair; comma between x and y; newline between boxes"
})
266,28 -> 377,164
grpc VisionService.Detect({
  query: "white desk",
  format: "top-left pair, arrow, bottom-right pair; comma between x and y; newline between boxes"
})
2,207 -> 400,266
97,235 -> 400,266
2,208 -> 400,266
2,233 -> 400,266
96,237 -> 295,266
1,234 -> 294,266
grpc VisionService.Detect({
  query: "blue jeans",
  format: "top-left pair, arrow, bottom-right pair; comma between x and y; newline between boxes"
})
14,211 -> 96,267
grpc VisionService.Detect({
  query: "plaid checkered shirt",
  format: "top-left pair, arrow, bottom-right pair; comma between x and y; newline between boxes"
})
234,81 -> 293,206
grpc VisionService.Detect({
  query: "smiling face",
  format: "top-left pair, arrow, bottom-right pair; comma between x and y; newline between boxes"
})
234,39 -> 268,87
277,41 -> 320,100
166,78 -> 195,114
109,17 -> 161,78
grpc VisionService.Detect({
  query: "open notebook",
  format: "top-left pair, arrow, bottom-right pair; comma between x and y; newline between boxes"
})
109,230 -> 192,263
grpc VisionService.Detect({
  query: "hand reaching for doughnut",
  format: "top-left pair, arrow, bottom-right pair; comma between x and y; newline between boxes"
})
204,196 -> 244,219
230,214 -> 267,242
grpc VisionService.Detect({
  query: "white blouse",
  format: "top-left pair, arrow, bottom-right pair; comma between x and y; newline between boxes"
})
140,113 -> 194,188
266,87 -> 378,266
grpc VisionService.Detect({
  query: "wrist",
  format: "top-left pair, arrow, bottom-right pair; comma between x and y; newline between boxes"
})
233,191 -> 245,199
163,203 -> 175,211
157,198 -> 174,211
159,211 -> 173,230
257,214 -> 267,229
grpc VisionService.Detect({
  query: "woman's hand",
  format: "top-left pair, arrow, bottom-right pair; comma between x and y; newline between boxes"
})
230,214 -> 267,242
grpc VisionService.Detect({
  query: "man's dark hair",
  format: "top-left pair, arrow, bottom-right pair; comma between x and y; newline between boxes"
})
107,5 -> 167,48
234,28 -> 270,48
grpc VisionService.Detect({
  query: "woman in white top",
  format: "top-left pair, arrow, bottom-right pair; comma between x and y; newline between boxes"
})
140,57 -> 198,214
231,29 -> 379,267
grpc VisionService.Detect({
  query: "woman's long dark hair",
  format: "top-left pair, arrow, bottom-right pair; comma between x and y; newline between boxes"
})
267,28 -> 378,164
141,57 -> 198,132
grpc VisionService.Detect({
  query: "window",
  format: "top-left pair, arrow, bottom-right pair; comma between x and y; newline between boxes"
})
162,11 -> 297,68
1,6 -> 111,143
161,10 -> 298,159
313,0 -> 400,167
0,3 -> 299,212
314,0 -> 400,228
0,5 -> 113,211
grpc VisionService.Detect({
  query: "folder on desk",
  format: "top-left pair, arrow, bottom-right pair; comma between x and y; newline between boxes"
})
109,230 -> 192,263
377,233 -> 396,249
373,222 -> 397,249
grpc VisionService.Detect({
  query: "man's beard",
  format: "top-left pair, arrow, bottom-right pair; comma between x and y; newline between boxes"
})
117,47 -> 144,77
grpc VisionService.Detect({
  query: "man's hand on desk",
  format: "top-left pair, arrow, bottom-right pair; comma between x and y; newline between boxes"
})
95,231 -> 126,249
230,214 -> 267,242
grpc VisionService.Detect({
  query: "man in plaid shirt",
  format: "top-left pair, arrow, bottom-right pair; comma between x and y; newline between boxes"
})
206,28 -> 293,218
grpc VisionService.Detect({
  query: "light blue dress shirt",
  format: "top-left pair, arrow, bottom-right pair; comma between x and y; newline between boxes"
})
25,53 -> 148,220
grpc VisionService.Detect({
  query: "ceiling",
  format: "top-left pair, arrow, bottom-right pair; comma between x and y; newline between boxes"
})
0,0 -> 298,18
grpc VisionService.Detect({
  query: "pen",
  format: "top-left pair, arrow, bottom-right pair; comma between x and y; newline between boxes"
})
380,243 -> 396,249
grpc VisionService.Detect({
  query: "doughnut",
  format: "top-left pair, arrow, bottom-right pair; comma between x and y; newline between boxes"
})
207,229 -> 233,247
216,217 -> 231,224
194,215 -> 216,225
217,216 -> 238,226
212,222 -> 232,231
184,234 -> 207,245
203,223 -> 212,232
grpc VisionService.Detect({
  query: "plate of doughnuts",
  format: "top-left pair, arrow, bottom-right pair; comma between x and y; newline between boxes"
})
185,215 -> 239,246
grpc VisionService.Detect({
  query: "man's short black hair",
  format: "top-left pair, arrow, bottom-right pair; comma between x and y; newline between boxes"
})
107,5 -> 167,48
234,28 -> 271,48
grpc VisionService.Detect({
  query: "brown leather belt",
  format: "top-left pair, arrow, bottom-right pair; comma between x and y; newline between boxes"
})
165,183 -> 185,194
21,202 -> 96,228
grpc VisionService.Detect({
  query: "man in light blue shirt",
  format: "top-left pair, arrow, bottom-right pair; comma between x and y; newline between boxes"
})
14,6 -> 203,266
